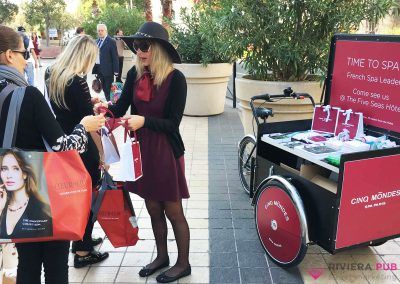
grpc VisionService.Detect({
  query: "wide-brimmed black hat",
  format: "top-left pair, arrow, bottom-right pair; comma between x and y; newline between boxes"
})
120,22 -> 181,63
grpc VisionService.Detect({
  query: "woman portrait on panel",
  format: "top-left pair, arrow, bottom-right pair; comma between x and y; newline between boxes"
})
0,149 -> 52,238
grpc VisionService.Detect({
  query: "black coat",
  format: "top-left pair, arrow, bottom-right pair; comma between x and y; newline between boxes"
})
95,35 -> 119,77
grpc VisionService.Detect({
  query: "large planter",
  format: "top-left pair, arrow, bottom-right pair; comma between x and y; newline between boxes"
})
174,63 -> 233,116
236,77 -> 323,135
122,50 -> 135,80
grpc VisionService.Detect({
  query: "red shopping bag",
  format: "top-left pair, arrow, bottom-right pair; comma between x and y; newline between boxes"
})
92,171 -> 139,248
0,149 -> 92,243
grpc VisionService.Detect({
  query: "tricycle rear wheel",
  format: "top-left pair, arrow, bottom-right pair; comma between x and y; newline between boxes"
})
255,179 -> 308,267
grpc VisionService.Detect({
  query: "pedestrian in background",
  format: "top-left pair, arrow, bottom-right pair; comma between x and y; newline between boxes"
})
115,28 -> 125,83
46,35 -> 109,268
76,27 -> 85,36
93,23 -> 119,101
31,32 -> 42,67
17,26 -> 38,86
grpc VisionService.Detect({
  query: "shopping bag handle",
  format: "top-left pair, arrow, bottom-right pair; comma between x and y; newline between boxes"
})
91,169 -> 117,223
98,106 -> 121,132
123,123 -> 138,143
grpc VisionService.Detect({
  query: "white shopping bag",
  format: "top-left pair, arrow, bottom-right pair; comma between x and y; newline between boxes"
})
114,130 -> 143,182
101,127 -> 120,164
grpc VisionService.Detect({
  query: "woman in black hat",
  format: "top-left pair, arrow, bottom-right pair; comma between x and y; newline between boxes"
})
95,21 -> 190,283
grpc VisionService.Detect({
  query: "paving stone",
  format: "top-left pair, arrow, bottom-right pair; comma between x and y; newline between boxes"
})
208,193 -> 230,200
210,252 -> 238,268
209,201 -> 231,210
238,253 -> 268,268
209,209 -> 232,218
210,239 -> 236,253
240,267 -> 273,283
231,209 -> 254,219
234,228 -> 259,240
236,240 -> 265,253
208,218 -> 233,229
233,218 -> 256,229
230,200 -> 252,210
269,267 -> 303,284
209,228 -> 235,240
210,268 -> 240,284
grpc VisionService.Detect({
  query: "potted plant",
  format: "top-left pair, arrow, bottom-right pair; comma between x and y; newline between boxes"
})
170,4 -> 236,116
218,0 -> 397,133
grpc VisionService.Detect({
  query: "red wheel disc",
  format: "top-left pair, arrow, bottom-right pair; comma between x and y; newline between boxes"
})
256,185 -> 302,263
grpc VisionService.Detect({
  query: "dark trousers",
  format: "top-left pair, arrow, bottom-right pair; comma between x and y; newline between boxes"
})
16,241 -> 70,284
72,211 -> 94,252
116,57 -> 124,83
99,74 -> 113,101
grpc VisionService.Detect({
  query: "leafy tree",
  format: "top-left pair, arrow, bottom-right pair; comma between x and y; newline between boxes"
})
82,5 -> 145,37
0,0 -> 18,24
218,0 -> 398,81
161,0 -> 173,26
144,0 -> 152,21
364,0 -> 398,33
24,0 -> 67,46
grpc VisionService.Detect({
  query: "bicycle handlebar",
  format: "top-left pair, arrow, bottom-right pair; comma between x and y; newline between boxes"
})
250,88 -> 315,108
249,87 -> 316,128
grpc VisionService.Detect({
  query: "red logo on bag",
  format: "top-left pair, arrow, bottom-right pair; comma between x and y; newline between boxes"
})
132,142 -> 143,180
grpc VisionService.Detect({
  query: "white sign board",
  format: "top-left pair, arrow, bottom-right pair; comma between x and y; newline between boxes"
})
48,28 -> 57,38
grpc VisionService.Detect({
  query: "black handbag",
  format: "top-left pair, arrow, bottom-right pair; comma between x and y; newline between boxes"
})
92,75 -> 102,93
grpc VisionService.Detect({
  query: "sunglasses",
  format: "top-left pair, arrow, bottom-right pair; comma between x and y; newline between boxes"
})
0,49 -> 29,60
133,41 -> 151,53
12,49 -> 30,60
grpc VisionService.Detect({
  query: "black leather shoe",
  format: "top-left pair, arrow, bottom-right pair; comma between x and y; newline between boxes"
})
74,251 -> 109,268
156,265 -> 191,283
71,237 -> 103,253
92,237 -> 103,247
139,258 -> 170,277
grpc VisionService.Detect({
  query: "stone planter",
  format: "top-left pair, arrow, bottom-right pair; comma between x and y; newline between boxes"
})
174,63 -> 233,116
236,77 -> 323,135
121,50 -> 135,80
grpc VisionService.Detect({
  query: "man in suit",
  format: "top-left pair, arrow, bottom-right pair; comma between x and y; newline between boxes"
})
93,23 -> 119,101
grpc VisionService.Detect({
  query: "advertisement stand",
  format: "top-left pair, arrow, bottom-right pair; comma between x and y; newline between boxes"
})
252,34 -> 400,267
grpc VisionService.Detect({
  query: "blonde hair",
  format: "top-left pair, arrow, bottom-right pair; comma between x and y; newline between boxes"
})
48,35 -> 98,109
135,41 -> 173,88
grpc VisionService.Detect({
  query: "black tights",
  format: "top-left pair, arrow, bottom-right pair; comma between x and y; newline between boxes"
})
145,200 -> 190,273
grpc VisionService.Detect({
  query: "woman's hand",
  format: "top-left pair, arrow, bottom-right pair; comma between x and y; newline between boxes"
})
80,113 -> 106,132
121,115 -> 145,131
91,97 -> 101,106
0,185 -> 7,213
93,102 -> 109,114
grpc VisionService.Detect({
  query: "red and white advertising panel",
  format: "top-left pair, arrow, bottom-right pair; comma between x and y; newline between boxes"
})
329,40 -> 400,133
335,154 -> 400,249
311,106 -> 341,134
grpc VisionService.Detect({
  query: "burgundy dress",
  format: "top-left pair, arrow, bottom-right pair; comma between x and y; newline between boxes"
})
126,70 -> 190,201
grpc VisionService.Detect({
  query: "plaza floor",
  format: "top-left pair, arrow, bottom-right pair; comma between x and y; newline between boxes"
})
30,60 -> 400,284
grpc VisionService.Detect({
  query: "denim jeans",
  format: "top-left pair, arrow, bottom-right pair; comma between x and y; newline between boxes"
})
25,62 -> 35,86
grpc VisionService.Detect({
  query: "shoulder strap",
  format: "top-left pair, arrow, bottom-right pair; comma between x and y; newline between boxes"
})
3,87 -> 26,147
0,83 -> 17,113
